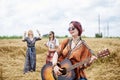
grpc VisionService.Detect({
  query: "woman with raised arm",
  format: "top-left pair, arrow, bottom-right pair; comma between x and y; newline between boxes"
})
22,29 -> 41,74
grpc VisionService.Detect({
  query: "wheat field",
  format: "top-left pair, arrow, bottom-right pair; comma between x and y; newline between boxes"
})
0,38 -> 120,80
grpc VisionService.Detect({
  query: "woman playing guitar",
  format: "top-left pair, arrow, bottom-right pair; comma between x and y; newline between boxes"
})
52,21 -> 97,80
41,21 -> 109,80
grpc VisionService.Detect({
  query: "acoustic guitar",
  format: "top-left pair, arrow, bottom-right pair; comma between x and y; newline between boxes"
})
41,49 -> 110,80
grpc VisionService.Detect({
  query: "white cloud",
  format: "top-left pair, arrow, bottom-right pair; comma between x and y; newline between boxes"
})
0,0 -> 120,37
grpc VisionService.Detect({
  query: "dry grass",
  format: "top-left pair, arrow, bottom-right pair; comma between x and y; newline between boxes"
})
84,38 -> 120,80
0,38 -> 120,80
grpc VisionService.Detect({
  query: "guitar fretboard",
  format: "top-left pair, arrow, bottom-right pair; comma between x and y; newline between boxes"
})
67,57 -> 91,72
66,48 -> 110,72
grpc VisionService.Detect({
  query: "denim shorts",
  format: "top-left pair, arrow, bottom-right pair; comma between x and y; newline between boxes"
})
79,77 -> 87,80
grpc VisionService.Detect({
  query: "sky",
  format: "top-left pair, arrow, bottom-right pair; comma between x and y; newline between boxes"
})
0,0 -> 120,37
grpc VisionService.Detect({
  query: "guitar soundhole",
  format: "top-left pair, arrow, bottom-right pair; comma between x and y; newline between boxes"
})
60,68 -> 67,75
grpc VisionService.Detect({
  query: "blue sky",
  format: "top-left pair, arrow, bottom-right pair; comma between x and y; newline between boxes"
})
0,0 -> 120,37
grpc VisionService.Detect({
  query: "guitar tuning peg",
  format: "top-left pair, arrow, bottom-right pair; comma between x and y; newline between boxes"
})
104,56 -> 107,57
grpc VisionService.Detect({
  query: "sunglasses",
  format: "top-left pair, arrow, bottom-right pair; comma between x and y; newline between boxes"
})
68,27 -> 76,31
49,34 -> 52,35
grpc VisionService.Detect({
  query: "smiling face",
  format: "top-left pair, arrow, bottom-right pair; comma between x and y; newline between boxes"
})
49,31 -> 55,40
49,32 -> 53,38
68,23 -> 79,37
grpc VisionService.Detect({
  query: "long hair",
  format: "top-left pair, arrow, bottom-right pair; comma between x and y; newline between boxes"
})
28,30 -> 34,38
49,31 -> 55,41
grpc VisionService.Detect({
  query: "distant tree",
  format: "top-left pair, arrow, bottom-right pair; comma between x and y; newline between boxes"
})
43,34 -> 48,37
81,35 -> 87,38
95,33 -> 102,38
65,35 -> 68,38
0,36 -> 22,39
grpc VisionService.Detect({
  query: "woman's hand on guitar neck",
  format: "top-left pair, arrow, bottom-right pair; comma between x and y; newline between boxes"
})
89,55 -> 97,63
53,65 -> 63,76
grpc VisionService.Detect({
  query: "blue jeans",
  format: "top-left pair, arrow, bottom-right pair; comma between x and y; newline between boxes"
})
79,77 -> 87,80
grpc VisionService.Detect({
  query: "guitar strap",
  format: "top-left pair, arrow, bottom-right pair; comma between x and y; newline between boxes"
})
66,37 -> 82,58
82,41 -> 96,56
58,37 -> 83,59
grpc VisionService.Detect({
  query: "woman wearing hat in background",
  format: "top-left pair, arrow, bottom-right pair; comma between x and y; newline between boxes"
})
22,29 -> 41,74
45,31 -> 59,64
52,21 -> 97,80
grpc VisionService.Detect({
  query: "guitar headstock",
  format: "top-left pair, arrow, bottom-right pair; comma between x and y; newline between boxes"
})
97,48 -> 110,58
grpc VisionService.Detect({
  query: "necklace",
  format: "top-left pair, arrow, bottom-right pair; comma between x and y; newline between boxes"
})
71,37 -> 80,49
72,37 -> 80,45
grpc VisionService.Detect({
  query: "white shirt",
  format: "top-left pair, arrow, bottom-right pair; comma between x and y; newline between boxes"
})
46,38 -> 59,49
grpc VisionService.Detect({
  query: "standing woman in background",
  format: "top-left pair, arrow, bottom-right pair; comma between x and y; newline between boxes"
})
22,30 -> 41,74
45,31 -> 59,64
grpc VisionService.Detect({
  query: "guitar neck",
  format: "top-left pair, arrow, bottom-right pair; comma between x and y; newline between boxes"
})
67,49 -> 110,72
67,57 -> 91,72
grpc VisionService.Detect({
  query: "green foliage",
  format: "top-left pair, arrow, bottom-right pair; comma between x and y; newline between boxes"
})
0,36 -> 22,39
42,34 -> 48,38
95,33 -> 103,38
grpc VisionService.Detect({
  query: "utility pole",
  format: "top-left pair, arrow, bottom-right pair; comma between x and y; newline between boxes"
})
98,14 -> 100,34
95,14 -> 102,38
107,22 -> 109,37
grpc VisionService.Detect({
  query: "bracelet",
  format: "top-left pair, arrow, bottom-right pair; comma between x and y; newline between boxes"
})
52,64 -> 57,68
